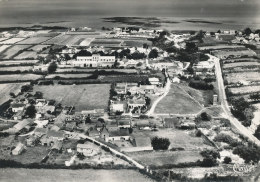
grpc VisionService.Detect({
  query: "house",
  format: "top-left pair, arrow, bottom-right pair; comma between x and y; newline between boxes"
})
100,127 -> 110,141
34,120 -> 49,128
12,120 -> 31,133
216,34 -> 235,42
117,118 -> 132,128
11,103 -> 25,113
13,110 -> 23,120
81,109 -> 105,117
114,85 -> 127,95
73,54 -> 115,68
109,128 -> 130,141
110,101 -> 125,113
26,136 -> 38,146
76,143 -> 98,156
148,77 -> 160,86
127,97 -> 146,110
88,127 -> 100,138
172,77 -> 180,83
12,143 -> 26,155
40,130 -> 65,146
65,122 -> 76,131
51,141 -> 63,152
34,127 -> 48,137
139,85 -> 155,94
163,118 -> 179,128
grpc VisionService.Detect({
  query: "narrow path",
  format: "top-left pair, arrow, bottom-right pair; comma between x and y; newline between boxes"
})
209,54 -> 260,146
146,78 -> 171,116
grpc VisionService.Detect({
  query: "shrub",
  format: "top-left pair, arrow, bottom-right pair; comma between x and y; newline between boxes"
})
201,112 -> 211,121
151,137 -> 170,150
223,156 -> 232,164
233,144 -> 260,163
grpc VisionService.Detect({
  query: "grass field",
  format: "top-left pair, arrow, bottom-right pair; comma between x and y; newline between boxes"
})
155,84 -> 203,114
128,150 -> 203,167
16,37 -> 51,44
0,66 -> 33,72
45,74 -> 92,79
45,34 -> 95,46
226,71 -> 260,84
0,45 -> 32,59
0,169 -> 154,182
229,85 -> 260,95
30,45 -> 51,52
0,83 -> 29,105
33,84 -> 110,111
0,60 -> 38,66
14,51 -> 38,59
223,62 -> 260,69
0,74 -> 43,82
0,45 -> 11,53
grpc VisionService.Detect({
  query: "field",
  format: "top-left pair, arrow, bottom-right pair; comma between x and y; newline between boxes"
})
0,45 -> 11,53
155,84 -> 203,114
0,45 -> 32,59
223,62 -> 260,69
45,34 -> 95,46
0,60 -> 38,66
123,39 -> 152,47
0,38 -> 8,42
56,68 -> 138,74
45,74 -> 92,79
14,51 -> 38,59
15,37 -> 51,44
0,83 -> 29,105
29,45 -> 51,52
0,74 -> 43,82
33,84 -> 110,111
229,85 -> 260,95
98,75 -> 148,83
0,168 -> 154,182
225,71 -> 260,84
91,38 -> 123,47
223,57 -> 259,64
0,66 -> 33,72
128,151 -> 203,167
0,38 -> 25,44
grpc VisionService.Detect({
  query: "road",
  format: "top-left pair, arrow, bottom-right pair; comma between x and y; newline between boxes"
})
210,54 -> 260,146
146,78 -> 171,116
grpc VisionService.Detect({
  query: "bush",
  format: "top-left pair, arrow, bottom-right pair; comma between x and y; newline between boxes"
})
233,144 -> 260,163
201,112 -> 211,121
48,62 -> 58,73
189,80 -> 214,90
223,156 -> 232,164
151,137 -> 170,150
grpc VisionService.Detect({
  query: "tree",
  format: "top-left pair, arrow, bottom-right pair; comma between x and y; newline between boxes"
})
185,42 -> 198,53
136,62 -> 143,67
244,28 -> 252,36
148,49 -> 158,59
85,116 -> 91,124
201,112 -> 211,121
151,137 -> 170,150
223,157 -> 232,164
254,125 -> 260,140
48,62 -> 57,73
25,105 -> 36,118
9,92 -> 15,98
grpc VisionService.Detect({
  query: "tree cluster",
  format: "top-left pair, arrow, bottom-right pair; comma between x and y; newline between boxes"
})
189,80 -> 214,90
233,144 -> 260,163
151,137 -> 170,150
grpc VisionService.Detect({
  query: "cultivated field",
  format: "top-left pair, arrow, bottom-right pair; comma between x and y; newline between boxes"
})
15,37 -> 51,44
33,84 -> 110,111
0,45 -> 32,59
45,35 -> 95,46
0,169 -> 154,182
0,38 -> 25,44
45,74 -> 92,79
14,51 -> 38,59
0,74 -> 43,82
56,68 -> 138,74
0,83 -> 29,105
91,38 -> 123,47
0,38 -> 8,42
223,58 -> 260,64
225,72 -> 260,84
0,60 -> 38,66
0,66 -> 33,72
155,84 -> 203,114
223,62 -> 260,69
29,45 -> 51,52
229,85 -> 260,95
0,45 -> 11,53
123,39 -> 152,47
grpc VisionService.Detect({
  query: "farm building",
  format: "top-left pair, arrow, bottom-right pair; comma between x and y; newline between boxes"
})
11,103 -> 25,113
100,127 -> 130,142
149,77 -> 160,85
73,54 -> 115,67
110,101 -> 125,113
12,143 -> 26,155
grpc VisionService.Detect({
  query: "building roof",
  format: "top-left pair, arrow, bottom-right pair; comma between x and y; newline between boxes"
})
77,143 -> 91,149
11,103 -> 25,108
52,141 -> 63,150
13,120 -> 31,131
34,127 -> 48,134
47,130 -> 65,138
88,127 -> 100,136
128,98 -> 146,105
109,128 -> 129,137
148,77 -> 159,82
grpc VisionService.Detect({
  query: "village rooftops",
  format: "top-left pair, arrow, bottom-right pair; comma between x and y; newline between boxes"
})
77,143 -> 91,149
11,103 -> 25,108
46,130 -> 65,138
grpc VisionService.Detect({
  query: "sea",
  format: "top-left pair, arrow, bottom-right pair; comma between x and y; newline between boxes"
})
0,0 -> 259,31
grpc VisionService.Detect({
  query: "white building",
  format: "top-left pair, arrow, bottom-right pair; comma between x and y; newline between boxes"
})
72,54 -> 116,67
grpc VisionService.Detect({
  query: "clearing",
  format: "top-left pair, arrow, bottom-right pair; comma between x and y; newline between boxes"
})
33,84 -> 110,111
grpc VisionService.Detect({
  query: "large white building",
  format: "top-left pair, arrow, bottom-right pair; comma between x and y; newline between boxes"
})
72,54 -> 116,67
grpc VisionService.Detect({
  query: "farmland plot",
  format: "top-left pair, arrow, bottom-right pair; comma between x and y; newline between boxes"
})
0,45 -> 11,53
226,72 -> 260,84
16,37 -> 51,44
0,38 -> 25,44
0,74 -> 43,82
91,38 -> 123,47
34,84 -> 110,111
0,66 -> 33,72
45,74 -> 92,79
14,51 -> 38,59
0,60 -> 38,66
30,45 -> 51,52
223,62 -> 260,69
0,38 -> 8,42
229,85 -> 260,95
1,45 -> 32,59
44,35 -> 95,46
0,83 -> 29,105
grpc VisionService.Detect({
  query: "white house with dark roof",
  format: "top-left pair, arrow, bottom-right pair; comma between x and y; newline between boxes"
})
73,54 -> 115,67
